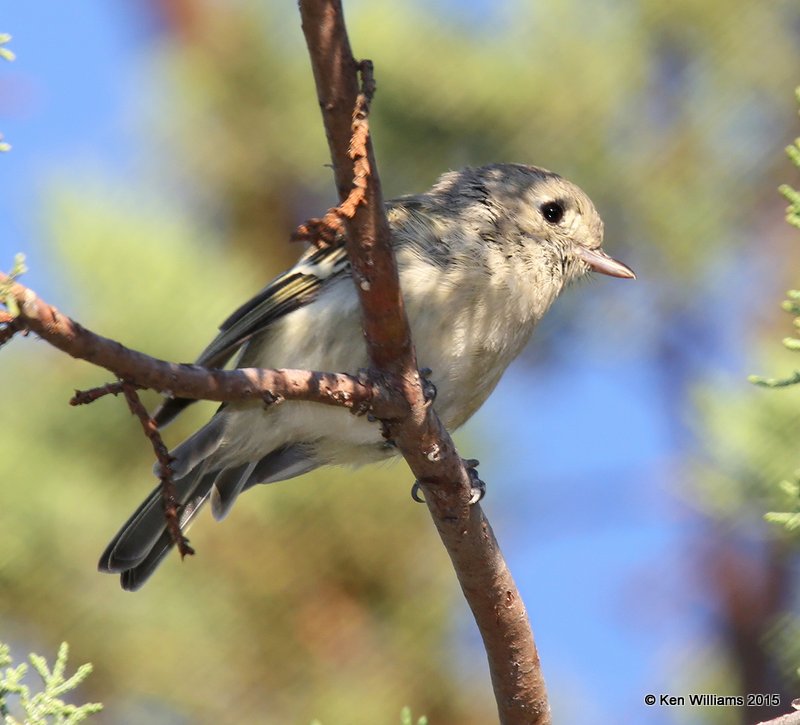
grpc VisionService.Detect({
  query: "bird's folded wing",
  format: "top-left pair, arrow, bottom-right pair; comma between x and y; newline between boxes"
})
153,244 -> 350,427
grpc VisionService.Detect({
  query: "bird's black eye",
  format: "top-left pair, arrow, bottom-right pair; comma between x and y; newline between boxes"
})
540,200 -> 565,224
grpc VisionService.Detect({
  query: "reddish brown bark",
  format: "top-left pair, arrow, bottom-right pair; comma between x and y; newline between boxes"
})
297,2 -> 550,722
0,273 -> 402,417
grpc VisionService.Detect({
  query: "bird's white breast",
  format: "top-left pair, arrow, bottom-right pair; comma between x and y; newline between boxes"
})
214,230 -> 562,468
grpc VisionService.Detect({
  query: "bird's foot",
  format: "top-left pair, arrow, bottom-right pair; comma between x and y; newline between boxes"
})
419,367 -> 437,405
463,459 -> 485,504
410,459 -> 485,504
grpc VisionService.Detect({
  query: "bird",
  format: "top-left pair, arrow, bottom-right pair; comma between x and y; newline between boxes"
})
98,163 -> 635,590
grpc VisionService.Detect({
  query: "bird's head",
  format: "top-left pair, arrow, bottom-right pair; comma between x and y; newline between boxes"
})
484,163 -> 636,284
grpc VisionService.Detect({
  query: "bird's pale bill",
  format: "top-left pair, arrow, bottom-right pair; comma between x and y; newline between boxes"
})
577,247 -> 636,279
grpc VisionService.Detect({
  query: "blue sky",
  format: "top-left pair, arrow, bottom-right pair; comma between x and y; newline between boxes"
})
0,3 -> 141,290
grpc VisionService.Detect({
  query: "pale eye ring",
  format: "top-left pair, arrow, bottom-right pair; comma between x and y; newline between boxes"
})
540,201 -> 565,224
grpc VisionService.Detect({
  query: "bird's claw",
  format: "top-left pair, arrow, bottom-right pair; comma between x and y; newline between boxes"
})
463,459 -> 485,504
410,459 -> 485,505
467,474 -> 486,504
419,367 -> 437,405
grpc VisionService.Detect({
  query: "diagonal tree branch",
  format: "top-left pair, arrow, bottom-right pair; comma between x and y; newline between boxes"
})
297,1 -> 550,723
756,709 -> 800,725
0,271 -> 405,418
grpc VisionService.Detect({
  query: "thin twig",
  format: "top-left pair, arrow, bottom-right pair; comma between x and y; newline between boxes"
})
339,60 -> 374,218
289,60 -> 375,249
290,211 -> 345,248
70,381 -> 128,406
119,381 -> 193,558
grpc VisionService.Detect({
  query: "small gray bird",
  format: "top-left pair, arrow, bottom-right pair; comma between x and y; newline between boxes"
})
99,163 -> 634,590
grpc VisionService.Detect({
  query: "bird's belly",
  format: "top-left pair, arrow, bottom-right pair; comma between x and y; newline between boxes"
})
407,295 -> 532,430
224,267 -> 532,465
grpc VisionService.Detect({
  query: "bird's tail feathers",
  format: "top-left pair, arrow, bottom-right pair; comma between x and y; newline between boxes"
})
99,438 -> 321,590
209,443 -> 320,521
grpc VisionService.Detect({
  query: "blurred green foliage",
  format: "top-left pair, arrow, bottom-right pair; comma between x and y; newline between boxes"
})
0,641 -> 102,724
399,706 -> 428,725
779,89 -> 800,232
4,0 -> 800,722
687,85 -> 800,718
747,89 -> 800,532
0,33 -> 14,62
312,707 -> 428,725
0,254 -> 27,318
